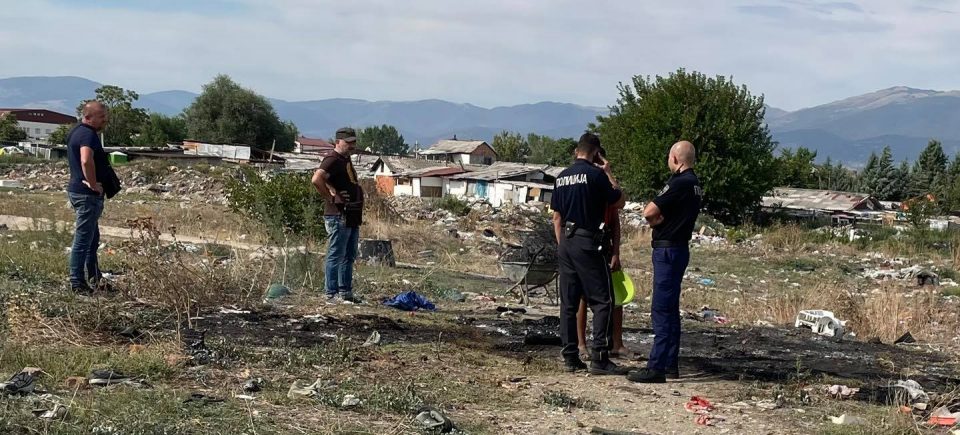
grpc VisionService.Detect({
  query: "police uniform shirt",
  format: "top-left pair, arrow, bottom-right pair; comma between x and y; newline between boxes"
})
651,168 -> 702,242
551,159 -> 622,232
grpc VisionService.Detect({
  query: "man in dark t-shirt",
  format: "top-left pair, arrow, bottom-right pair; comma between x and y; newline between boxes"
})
66,101 -> 110,294
628,140 -> 703,383
311,127 -> 364,303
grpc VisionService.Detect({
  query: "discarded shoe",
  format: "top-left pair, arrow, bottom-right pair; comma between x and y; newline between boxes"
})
627,368 -> 666,383
564,358 -> 588,373
415,406 -> 455,433
1,367 -> 43,395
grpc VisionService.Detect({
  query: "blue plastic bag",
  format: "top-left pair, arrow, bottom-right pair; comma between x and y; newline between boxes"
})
383,291 -> 437,311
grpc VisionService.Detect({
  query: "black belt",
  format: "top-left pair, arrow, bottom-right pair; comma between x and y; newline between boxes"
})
573,228 -> 599,238
651,240 -> 688,248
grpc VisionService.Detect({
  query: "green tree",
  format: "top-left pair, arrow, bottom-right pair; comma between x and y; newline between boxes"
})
134,113 -> 187,146
0,113 -> 28,142
910,139 -> 948,199
527,133 -> 576,165
591,69 -> 777,224
775,146 -> 818,188
78,85 -> 149,146
860,146 -> 899,200
814,158 -> 857,191
48,123 -> 74,145
890,160 -> 911,201
492,130 -> 531,163
357,124 -> 408,155
184,74 -> 295,151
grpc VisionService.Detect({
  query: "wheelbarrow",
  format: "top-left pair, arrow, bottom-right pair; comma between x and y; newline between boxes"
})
498,247 -> 559,305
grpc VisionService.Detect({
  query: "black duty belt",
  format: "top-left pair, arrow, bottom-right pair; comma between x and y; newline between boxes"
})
573,228 -> 599,238
651,240 -> 689,248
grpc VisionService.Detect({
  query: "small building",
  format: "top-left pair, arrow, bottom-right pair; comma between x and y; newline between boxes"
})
0,108 -> 76,142
294,136 -> 334,154
761,187 -> 884,224
371,156 -> 462,195
416,139 -> 497,165
447,162 -> 557,207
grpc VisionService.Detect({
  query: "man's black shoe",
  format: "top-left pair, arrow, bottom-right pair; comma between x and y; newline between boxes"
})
71,286 -> 94,295
589,360 -> 630,376
564,358 -> 588,373
627,368 -> 667,383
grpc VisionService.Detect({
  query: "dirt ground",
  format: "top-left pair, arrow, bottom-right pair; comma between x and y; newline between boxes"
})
2,170 -> 960,434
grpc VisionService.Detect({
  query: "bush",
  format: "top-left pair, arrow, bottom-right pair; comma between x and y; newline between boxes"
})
435,195 -> 471,217
226,167 -> 326,243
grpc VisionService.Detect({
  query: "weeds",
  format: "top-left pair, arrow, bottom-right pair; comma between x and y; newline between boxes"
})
434,195 -> 471,217
542,390 -> 599,411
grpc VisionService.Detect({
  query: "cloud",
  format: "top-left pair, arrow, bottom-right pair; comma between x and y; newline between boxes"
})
0,0 -> 958,111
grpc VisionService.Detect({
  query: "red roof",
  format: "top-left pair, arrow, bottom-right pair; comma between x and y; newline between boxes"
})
0,108 -> 76,125
296,136 -> 334,154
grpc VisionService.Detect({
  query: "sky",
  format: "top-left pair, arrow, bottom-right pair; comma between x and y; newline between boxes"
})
1,0 -> 958,111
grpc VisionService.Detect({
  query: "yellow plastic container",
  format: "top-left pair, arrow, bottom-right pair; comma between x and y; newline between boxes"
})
612,270 -> 635,306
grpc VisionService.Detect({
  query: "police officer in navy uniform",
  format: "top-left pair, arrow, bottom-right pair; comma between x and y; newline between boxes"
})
628,140 -> 703,383
551,132 -> 627,375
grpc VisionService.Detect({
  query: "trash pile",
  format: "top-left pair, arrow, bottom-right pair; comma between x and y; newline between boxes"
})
499,228 -> 558,265
0,162 -> 228,204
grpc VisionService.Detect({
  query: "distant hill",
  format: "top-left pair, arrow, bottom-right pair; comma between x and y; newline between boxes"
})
0,76 -> 605,147
768,86 -> 960,163
5,76 -> 960,163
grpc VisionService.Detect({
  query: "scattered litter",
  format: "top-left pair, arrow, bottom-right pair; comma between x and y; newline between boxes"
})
414,406 -> 455,433
894,332 -> 916,345
243,378 -> 262,393
32,403 -> 68,420
699,306 -> 728,324
1,367 -> 43,395
754,320 -> 774,327
184,392 -> 224,405
827,385 -> 859,399
699,278 -> 715,286
830,414 -> 866,425
362,331 -> 382,347
287,379 -> 320,399
341,394 -> 362,408
64,376 -> 88,391
928,407 -> 960,426
88,369 -> 150,388
684,396 -> 715,413
182,328 -> 214,365
118,327 -> 144,341
884,380 -> 929,404
264,283 -> 291,300
695,414 -> 725,426
383,291 -> 436,311
219,306 -> 251,315
794,310 -> 845,338
235,394 -> 256,401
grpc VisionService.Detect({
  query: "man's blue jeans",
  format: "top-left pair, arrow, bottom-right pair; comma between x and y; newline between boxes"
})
324,216 -> 359,298
647,246 -> 690,371
68,192 -> 104,289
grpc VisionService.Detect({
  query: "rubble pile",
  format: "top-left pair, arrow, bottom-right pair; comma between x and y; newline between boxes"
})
1,162 -> 229,204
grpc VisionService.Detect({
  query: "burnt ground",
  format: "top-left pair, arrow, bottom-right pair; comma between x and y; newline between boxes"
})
193,299 -> 960,397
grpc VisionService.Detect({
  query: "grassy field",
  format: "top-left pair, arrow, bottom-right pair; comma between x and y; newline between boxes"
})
2,160 -> 959,434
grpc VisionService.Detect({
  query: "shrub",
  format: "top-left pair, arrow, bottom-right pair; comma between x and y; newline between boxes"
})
225,167 -> 326,243
435,195 -> 471,217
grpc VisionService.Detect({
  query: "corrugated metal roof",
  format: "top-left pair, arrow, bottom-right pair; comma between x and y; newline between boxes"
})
448,162 -> 544,181
418,140 -> 491,155
376,156 -> 455,174
761,187 -> 881,212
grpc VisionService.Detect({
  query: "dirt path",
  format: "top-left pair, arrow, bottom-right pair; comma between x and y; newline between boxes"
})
0,214 -> 266,251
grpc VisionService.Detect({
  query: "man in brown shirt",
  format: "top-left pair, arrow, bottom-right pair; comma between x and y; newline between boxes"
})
312,127 -> 364,303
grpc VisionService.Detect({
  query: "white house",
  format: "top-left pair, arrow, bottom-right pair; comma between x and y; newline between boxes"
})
0,109 -> 76,142
416,139 -> 497,165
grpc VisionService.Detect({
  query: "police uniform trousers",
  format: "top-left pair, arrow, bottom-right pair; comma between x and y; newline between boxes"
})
647,245 -> 690,371
558,234 -> 614,360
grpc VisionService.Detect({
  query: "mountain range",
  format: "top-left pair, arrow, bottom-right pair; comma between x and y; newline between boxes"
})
3,76 -> 960,164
